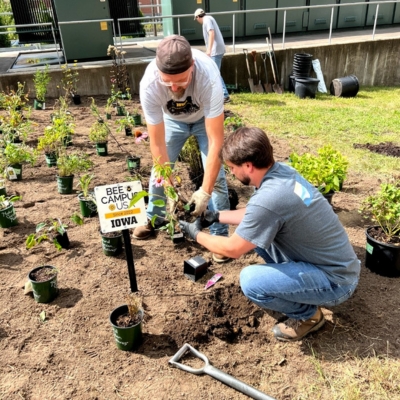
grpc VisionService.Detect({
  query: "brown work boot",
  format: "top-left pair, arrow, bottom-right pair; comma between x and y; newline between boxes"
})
272,307 -> 325,342
212,253 -> 231,263
132,221 -> 154,240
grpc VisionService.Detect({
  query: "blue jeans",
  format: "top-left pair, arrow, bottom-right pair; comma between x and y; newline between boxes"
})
239,246 -> 359,320
146,116 -> 230,236
211,54 -> 230,99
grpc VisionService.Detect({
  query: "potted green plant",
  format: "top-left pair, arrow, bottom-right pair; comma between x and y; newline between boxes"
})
26,217 -> 70,250
359,182 -> 400,277
76,173 -> 97,218
37,124 -> 65,167
109,292 -> 143,351
2,142 -> 36,181
61,61 -> 80,104
33,64 -> 51,110
89,121 -> 109,156
56,151 -> 94,194
115,112 -> 137,136
27,265 -> 58,303
0,194 -> 20,228
289,145 -> 348,203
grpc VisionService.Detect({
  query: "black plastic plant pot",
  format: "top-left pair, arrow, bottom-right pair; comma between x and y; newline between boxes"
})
28,265 -> 58,303
62,135 -> 73,147
0,203 -> 18,228
34,99 -> 45,110
184,256 -> 209,282
55,231 -> 70,249
365,227 -> 400,277
172,231 -> 185,244
109,306 -> 143,351
125,127 -> 133,136
101,232 -> 123,256
96,142 -> 108,156
106,113 -> 111,120
295,77 -> 320,99
78,194 -> 98,218
322,190 -> 334,205
57,175 -> 74,194
45,152 -> 58,167
72,94 -> 81,105
126,156 -> 141,173
0,183 -> 6,197
7,163 -> 22,181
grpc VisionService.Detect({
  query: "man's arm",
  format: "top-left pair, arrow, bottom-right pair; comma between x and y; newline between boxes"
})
197,231 -> 256,259
206,29 -> 215,56
147,120 -> 169,165
201,113 -> 224,195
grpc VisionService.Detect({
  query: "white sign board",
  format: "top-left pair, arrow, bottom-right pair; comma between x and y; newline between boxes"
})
94,181 -> 147,234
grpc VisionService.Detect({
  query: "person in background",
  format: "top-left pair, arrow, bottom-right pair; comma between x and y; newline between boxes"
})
133,35 -> 231,263
179,127 -> 360,341
194,8 -> 230,103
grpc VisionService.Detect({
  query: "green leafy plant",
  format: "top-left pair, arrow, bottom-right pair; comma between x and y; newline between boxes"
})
289,145 -> 348,194
61,61 -> 79,97
2,142 -> 37,166
70,212 -> 84,225
359,182 -> 400,242
224,115 -> 244,132
129,159 -> 190,239
115,112 -> 137,132
33,64 -> 51,102
2,82 -> 29,112
26,218 -> 68,251
89,121 -> 109,143
0,194 -> 20,210
56,151 -> 93,177
76,173 -> 95,198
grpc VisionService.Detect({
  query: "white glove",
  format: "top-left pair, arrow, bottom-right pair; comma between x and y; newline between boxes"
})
188,188 -> 211,217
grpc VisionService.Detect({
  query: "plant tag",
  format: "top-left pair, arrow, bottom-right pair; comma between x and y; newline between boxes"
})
204,273 -> 222,290
6,167 -> 17,180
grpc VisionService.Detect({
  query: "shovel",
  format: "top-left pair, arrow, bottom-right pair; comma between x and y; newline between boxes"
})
266,37 -> 283,94
260,52 -> 273,93
250,49 -> 264,93
268,27 -> 284,94
243,49 -> 255,93
169,343 -> 276,400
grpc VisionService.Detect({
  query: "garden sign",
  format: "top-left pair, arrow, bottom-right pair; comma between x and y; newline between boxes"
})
95,181 -> 147,292
95,181 -> 147,234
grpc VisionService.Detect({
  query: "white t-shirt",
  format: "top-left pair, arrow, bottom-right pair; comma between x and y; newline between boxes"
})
140,49 -> 224,125
202,15 -> 226,57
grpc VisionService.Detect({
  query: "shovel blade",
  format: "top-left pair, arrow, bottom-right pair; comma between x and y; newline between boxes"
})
273,83 -> 283,94
263,82 -> 273,93
252,80 -> 264,93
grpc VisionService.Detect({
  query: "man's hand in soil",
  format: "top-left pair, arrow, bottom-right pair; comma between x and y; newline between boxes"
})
200,210 -> 220,228
179,218 -> 203,241
188,188 -> 211,217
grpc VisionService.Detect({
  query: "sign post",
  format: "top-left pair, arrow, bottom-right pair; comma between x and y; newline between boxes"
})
95,181 -> 147,292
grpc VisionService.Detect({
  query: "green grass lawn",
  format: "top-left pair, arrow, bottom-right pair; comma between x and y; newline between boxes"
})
227,87 -> 400,179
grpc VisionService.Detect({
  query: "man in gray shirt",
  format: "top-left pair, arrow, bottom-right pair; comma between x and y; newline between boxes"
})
194,8 -> 230,103
180,127 -> 360,341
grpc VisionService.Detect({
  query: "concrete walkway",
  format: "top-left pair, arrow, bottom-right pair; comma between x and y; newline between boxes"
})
0,25 -> 399,76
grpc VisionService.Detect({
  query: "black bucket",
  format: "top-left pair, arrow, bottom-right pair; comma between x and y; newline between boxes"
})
294,77 -> 320,99
330,75 -> 359,98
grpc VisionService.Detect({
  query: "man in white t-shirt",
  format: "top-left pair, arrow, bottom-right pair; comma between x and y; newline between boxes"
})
132,35 -> 230,263
194,8 -> 230,103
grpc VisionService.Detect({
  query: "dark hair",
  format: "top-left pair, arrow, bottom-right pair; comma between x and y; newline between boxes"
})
220,127 -> 275,169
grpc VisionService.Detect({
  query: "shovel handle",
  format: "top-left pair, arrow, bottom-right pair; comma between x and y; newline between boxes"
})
243,49 -> 252,79
169,343 -> 276,400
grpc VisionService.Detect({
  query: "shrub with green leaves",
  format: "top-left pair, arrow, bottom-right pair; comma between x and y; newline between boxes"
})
359,182 -> 400,240
289,145 -> 348,194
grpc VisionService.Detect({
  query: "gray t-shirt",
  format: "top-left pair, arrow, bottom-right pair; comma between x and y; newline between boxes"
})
202,15 -> 225,57
236,162 -> 360,285
139,49 -> 223,125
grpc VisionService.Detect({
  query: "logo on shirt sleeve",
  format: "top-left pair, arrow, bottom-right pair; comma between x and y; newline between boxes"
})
166,96 -> 200,115
294,180 -> 312,206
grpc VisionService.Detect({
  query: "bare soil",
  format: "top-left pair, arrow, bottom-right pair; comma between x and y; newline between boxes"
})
1,96 -> 399,400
